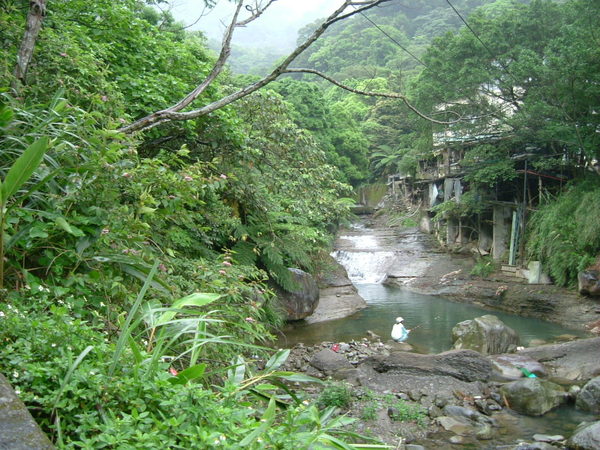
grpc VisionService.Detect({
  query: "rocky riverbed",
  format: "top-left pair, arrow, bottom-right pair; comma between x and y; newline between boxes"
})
279,335 -> 600,449
281,216 -> 600,448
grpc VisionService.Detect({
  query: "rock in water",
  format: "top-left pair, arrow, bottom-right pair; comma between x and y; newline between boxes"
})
500,378 -> 565,416
274,268 -> 319,321
452,314 -> 520,355
566,421 -> 600,450
576,376 -> 600,413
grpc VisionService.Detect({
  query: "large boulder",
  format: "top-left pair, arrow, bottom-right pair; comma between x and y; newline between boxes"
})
576,376 -> 600,413
566,421 -> 600,450
578,270 -> 600,296
367,349 -> 494,382
452,315 -> 520,355
275,268 -> 319,321
307,256 -> 367,324
0,374 -> 54,449
500,378 -> 565,416
516,337 -> 600,381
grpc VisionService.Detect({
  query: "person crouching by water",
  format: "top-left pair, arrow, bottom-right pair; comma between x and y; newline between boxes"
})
391,317 -> 410,342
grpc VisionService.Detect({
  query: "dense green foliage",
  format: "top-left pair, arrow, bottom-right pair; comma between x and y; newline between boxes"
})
412,0 -> 600,173
0,0 -> 365,447
527,177 -> 600,286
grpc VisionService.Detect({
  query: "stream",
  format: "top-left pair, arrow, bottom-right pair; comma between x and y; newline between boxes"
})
279,222 -> 596,446
281,224 -> 586,352
280,283 -> 586,354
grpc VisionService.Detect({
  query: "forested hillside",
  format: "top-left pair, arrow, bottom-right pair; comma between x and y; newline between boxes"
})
1,0 -> 599,447
0,0 -> 363,446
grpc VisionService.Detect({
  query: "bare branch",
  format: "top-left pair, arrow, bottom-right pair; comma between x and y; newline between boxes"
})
237,0 -> 278,26
181,4 -> 212,30
119,0 -> 395,134
169,1 -> 243,111
283,69 -> 462,125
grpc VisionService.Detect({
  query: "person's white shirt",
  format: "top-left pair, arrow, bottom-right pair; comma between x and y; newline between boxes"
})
391,317 -> 409,342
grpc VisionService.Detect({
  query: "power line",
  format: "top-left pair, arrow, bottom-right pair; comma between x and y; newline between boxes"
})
444,0 -> 519,85
355,8 -> 428,68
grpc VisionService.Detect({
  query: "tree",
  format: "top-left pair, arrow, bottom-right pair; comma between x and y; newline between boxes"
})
118,0 -> 400,134
12,0 -> 47,89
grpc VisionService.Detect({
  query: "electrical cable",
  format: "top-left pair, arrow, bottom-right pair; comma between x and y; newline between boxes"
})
355,8 -> 428,68
349,4 -> 504,123
444,0 -> 520,85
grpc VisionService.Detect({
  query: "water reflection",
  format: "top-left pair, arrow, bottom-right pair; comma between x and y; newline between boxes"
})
279,283 -> 587,353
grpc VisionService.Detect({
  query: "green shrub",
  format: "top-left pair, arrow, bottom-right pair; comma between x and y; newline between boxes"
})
470,255 -> 498,278
382,394 -> 427,425
318,382 -> 353,409
0,292 -> 377,448
527,177 -> 600,286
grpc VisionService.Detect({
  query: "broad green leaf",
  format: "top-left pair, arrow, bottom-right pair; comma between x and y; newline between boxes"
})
252,383 -> 279,391
138,206 -> 156,215
52,99 -> 68,113
227,356 -> 246,386
55,217 -> 85,236
128,336 -> 144,365
155,292 -> 221,326
264,348 -> 290,372
269,372 -> 323,384
168,363 -> 207,385
29,226 -> 49,239
119,264 -> 170,293
0,105 -> 14,128
258,378 -> 301,405
2,137 -> 49,203
318,434 -> 354,450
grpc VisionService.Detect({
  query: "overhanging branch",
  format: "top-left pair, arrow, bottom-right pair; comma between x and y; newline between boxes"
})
283,69 -> 463,125
118,0 -> 395,134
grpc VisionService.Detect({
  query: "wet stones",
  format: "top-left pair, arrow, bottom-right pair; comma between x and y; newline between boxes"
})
436,405 -> 498,441
500,378 -> 566,416
452,314 -> 520,355
566,421 -> 600,450
489,353 -> 548,379
576,376 -> 600,413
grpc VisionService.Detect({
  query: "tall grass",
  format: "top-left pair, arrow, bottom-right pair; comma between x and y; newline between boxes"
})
527,176 -> 600,286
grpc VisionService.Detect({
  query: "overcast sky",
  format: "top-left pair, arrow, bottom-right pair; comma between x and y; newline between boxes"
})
170,0 -> 345,50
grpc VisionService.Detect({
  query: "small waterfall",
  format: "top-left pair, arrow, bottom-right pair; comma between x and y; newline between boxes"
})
332,249 -> 396,283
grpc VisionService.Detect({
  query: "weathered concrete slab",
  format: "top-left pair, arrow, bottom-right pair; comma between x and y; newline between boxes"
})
0,373 -> 54,449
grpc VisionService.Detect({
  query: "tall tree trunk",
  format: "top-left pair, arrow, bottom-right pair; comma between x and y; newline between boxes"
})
13,0 -> 47,90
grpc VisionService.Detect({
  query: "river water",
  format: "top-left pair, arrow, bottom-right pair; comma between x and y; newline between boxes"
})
280,225 -> 586,351
279,283 -> 586,353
